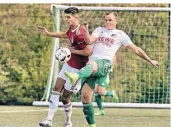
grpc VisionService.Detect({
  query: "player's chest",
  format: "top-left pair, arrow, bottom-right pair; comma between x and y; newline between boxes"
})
97,32 -> 120,47
68,32 -> 84,44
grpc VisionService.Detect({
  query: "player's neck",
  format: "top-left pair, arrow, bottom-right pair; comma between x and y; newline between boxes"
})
106,27 -> 116,30
71,24 -> 80,32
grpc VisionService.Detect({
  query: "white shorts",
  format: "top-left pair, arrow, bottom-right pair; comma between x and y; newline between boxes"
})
58,63 -> 81,93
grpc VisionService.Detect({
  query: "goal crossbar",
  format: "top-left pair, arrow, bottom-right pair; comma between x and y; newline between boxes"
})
51,4 -> 171,12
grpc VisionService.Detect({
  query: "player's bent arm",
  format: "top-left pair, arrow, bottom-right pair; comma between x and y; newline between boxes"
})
84,30 -> 97,45
38,26 -> 68,38
46,31 -> 68,38
127,44 -> 158,66
71,45 -> 93,56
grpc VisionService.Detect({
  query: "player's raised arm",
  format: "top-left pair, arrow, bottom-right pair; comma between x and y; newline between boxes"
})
38,26 -> 68,38
69,45 -> 93,56
126,44 -> 159,67
82,22 -> 97,45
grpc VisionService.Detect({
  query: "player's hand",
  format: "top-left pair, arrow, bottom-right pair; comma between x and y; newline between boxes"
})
150,60 -> 159,67
82,22 -> 89,32
38,26 -> 48,36
68,46 -> 76,53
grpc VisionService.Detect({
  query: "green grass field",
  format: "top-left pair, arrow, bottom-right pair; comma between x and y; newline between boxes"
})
0,106 -> 170,127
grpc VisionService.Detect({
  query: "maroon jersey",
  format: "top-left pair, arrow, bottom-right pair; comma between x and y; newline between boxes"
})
66,26 -> 88,69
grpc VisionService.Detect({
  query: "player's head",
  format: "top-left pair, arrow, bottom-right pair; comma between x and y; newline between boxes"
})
64,7 -> 79,27
104,12 -> 117,30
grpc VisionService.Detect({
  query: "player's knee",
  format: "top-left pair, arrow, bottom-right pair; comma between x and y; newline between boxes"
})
97,90 -> 104,95
87,61 -> 98,73
94,86 -> 102,95
96,87 -> 106,95
95,87 -> 104,95
53,84 -> 63,92
49,91 -> 60,108
81,95 -> 90,103
53,78 -> 65,92
61,96 -> 70,104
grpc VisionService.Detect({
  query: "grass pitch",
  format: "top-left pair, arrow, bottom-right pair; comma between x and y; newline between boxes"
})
0,106 -> 170,127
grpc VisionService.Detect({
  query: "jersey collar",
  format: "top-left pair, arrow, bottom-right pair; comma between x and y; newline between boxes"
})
71,25 -> 80,32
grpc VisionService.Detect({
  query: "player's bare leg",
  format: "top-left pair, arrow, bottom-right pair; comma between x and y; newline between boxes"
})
39,77 -> 65,127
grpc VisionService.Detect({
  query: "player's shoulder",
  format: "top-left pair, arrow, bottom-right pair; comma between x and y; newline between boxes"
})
96,26 -> 104,30
115,29 -> 124,33
93,27 -> 105,33
115,29 -> 127,36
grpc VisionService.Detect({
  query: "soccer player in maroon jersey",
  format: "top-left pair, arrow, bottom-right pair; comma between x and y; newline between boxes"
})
38,7 -> 92,127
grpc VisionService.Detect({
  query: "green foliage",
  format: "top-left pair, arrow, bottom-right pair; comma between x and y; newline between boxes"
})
0,4 -> 53,105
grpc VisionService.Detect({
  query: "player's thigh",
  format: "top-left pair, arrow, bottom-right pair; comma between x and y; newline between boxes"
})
53,77 -> 66,92
97,86 -> 106,95
81,76 -> 97,102
81,83 -> 94,102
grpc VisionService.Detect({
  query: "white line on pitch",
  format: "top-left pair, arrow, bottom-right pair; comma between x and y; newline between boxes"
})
0,109 -> 48,113
0,108 -> 77,113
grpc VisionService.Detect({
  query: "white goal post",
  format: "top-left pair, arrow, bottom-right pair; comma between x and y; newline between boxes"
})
33,4 -> 171,108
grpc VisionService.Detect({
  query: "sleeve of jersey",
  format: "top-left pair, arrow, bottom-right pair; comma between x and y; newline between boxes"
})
121,31 -> 133,46
66,28 -> 70,36
92,27 -> 101,38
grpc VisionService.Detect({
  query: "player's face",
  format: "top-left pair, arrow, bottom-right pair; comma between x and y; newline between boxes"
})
104,13 -> 117,30
64,14 -> 78,27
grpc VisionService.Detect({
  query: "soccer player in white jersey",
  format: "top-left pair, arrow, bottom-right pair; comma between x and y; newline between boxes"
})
91,43 -> 119,116
65,12 -> 159,127
38,7 -> 92,127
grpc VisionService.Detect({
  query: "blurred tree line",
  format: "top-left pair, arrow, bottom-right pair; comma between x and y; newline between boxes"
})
0,4 -> 170,105
0,4 -> 54,105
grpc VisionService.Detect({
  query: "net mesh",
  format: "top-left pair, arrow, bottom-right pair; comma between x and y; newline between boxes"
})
56,7 -> 170,104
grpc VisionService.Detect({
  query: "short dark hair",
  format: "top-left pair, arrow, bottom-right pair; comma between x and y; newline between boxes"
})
64,7 -> 79,14
105,12 -> 117,17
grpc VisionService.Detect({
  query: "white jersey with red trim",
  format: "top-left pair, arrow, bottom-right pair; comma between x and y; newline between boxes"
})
89,27 -> 133,62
